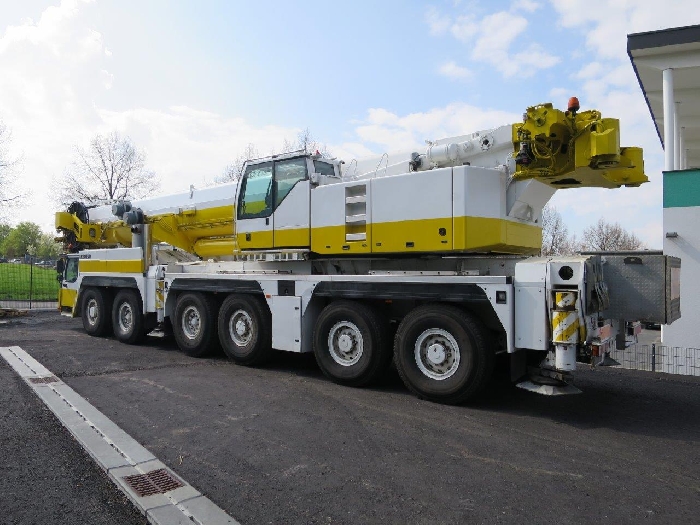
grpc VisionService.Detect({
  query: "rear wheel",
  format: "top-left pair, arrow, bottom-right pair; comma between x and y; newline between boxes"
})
218,294 -> 272,365
81,287 -> 112,337
173,292 -> 218,357
112,289 -> 145,344
313,300 -> 390,387
394,304 -> 493,404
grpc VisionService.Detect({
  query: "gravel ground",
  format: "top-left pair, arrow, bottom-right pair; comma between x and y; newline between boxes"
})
1,311 -> 699,524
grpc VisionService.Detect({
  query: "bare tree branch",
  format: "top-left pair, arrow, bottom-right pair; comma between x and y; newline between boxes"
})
53,132 -> 159,206
541,204 -> 578,256
581,218 -> 644,251
0,120 -> 25,217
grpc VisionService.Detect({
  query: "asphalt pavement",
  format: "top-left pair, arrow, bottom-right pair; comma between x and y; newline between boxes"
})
1,311 -> 699,524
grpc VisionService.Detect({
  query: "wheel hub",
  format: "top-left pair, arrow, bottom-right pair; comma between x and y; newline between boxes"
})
229,309 -> 253,346
328,321 -> 364,367
337,334 -> 353,352
118,303 -> 133,332
427,343 -> 446,364
414,328 -> 461,380
182,305 -> 201,340
87,299 -> 98,325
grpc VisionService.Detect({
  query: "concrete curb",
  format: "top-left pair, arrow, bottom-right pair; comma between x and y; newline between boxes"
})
0,345 -> 240,525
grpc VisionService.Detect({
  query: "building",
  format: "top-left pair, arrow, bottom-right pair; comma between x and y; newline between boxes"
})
628,25 -> 700,352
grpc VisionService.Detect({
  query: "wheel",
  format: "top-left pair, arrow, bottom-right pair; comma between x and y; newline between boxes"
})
112,289 -> 145,344
172,292 -> 218,357
313,300 -> 390,387
394,304 -> 494,404
81,287 -> 112,337
218,294 -> 272,365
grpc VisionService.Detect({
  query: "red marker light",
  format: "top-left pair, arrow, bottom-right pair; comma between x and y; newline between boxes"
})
568,97 -> 580,113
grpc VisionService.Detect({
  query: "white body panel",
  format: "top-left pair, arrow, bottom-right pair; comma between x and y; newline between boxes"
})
371,168 -> 453,222
452,166 -> 506,220
270,296 -> 302,351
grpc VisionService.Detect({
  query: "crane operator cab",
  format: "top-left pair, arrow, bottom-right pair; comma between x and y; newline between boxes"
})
235,152 -> 341,251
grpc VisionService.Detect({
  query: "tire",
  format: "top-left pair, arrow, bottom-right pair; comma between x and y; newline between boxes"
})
218,294 -> 272,365
81,287 -> 112,337
172,292 -> 219,357
112,289 -> 145,344
394,304 -> 494,404
313,300 -> 390,387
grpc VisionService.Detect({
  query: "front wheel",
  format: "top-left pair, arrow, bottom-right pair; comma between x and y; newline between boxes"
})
394,304 -> 493,404
112,289 -> 144,344
81,287 -> 112,337
172,292 -> 218,357
313,300 -> 390,387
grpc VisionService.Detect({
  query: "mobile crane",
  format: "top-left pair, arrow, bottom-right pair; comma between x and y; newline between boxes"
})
54,100 -> 680,404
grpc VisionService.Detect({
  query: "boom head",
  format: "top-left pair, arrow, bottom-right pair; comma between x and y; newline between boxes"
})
511,103 -> 647,189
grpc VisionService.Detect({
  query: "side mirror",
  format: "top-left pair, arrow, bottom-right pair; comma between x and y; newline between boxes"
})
56,258 -> 65,282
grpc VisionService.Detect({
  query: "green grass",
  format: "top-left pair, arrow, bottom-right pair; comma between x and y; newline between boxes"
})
0,263 -> 60,301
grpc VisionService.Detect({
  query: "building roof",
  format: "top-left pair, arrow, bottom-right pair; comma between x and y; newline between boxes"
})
628,25 -> 700,168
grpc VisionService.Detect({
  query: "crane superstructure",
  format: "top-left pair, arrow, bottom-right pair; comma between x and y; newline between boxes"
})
54,101 -> 679,404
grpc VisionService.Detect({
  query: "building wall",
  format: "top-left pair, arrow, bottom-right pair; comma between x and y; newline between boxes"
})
663,169 -> 700,349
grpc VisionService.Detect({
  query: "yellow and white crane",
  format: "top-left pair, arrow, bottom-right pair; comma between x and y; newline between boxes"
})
54,100 -> 679,403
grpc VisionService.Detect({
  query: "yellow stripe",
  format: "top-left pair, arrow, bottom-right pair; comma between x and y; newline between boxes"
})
228,215 -> 542,256
552,311 -> 579,343
372,218 -> 452,253
79,259 -> 144,273
555,291 -> 576,308
274,227 -> 310,248
454,216 -> 541,254
236,229 -> 274,250
311,225 -> 371,254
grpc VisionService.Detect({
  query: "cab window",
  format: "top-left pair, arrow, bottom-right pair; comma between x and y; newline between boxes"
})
238,162 -> 273,219
274,157 -> 308,207
65,258 -> 79,283
313,160 -> 335,176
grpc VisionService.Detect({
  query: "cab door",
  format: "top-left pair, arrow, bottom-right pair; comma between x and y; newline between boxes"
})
236,162 -> 274,250
273,157 -> 310,248
58,255 -> 80,313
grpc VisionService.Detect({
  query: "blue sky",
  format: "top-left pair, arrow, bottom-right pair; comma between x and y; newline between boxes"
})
1,0 -> 699,247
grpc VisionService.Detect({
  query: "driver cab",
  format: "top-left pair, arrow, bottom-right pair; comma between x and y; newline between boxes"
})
236,153 -> 338,250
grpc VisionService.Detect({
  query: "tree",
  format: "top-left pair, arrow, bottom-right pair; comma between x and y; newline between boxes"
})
217,129 -> 331,184
35,233 -> 62,260
0,223 -> 11,253
1,222 -> 42,258
217,143 -> 259,183
292,127 -> 330,157
581,218 -> 643,251
54,132 -> 159,205
541,204 -> 572,256
0,120 -> 23,215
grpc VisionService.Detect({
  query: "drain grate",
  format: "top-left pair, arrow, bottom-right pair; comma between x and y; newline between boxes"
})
29,376 -> 59,384
123,468 -> 184,497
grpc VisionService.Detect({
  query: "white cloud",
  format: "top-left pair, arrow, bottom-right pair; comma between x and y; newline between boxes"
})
438,60 -> 472,80
351,103 -> 520,151
426,7 -> 559,78
0,1 -> 299,232
511,0 -> 541,12
426,6 -> 452,35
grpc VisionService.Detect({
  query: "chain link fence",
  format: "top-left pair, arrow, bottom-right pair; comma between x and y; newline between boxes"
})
610,343 -> 700,377
0,258 -> 59,310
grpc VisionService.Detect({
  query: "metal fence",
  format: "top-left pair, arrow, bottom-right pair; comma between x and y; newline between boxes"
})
0,259 -> 59,310
609,343 -> 700,377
